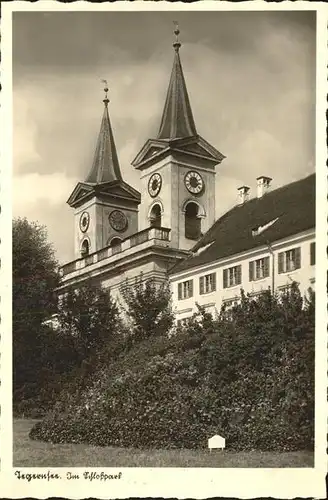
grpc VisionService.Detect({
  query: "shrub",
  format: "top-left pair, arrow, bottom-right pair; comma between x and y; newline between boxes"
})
30,283 -> 314,452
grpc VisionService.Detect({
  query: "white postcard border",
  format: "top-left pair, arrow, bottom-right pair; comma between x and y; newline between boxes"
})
1,1 -> 327,499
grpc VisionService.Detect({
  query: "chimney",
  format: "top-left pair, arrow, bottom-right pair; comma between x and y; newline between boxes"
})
256,176 -> 272,198
237,185 -> 250,205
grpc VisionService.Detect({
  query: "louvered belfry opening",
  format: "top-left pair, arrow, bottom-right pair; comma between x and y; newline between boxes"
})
149,204 -> 162,228
185,202 -> 201,240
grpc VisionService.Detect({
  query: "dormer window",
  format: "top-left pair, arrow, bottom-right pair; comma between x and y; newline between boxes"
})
252,217 -> 279,237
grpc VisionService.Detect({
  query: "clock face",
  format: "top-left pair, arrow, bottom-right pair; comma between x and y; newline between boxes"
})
109,210 -> 128,232
148,173 -> 162,198
184,171 -> 204,195
79,211 -> 90,233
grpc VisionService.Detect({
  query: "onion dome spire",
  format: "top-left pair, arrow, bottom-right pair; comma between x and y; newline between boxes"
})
157,23 -> 197,140
85,80 -> 123,184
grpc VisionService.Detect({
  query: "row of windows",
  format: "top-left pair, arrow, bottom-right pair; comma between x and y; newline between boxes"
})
178,243 -> 315,300
177,280 -> 304,324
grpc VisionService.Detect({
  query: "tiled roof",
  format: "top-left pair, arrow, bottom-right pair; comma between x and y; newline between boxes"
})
170,173 -> 315,274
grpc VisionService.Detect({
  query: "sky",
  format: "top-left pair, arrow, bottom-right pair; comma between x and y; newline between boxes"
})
13,10 -> 316,264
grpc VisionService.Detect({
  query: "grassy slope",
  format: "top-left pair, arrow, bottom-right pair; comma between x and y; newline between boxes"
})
14,419 -> 314,468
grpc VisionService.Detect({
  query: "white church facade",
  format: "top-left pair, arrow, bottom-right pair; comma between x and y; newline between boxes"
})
57,27 -> 316,320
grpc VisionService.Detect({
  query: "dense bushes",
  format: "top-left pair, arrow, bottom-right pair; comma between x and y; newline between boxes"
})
30,283 -> 314,451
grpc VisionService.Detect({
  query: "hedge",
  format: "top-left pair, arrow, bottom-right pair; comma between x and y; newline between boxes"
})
30,285 -> 314,451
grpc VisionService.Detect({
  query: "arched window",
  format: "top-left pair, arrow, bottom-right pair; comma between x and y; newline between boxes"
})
149,204 -> 162,228
81,239 -> 90,257
185,202 -> 201,240
109,237 -> 122,248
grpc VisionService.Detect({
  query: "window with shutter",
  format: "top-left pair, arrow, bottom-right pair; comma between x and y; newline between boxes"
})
201,273 -> 217,294
295,247 -> 301,269
179,280 -> 194,299
250,257 -> 271,280
236,265 -> 242,285
264,256 -> 270,277
223,269 -> 228,289
278,252 -> 284,274
224,266 -> 242,287
249,261 -> 254,281
212,273 -> 216,291
310,242 -> 315,266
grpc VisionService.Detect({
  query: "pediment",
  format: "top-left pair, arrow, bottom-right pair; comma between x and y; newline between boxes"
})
172,136 -> 225,164
67,180 -> 141,208
180,143 -> 210,157
132,135 -> 225,169
67,182 -> 95,207
132,139 -> 169,169
96,181 -> 141,203
143,146 -> 166,161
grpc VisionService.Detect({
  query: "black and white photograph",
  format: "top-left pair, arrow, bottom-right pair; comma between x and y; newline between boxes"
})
1,1 -> 327,498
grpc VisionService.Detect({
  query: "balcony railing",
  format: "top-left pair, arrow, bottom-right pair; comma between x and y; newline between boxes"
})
60,226 -> 171,277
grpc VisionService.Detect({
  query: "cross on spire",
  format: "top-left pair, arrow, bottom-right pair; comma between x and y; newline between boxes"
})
173,21 -> 181,52
101,79 -> 109,106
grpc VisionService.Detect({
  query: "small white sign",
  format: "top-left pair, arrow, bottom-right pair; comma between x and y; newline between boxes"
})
208,434 -> 225,451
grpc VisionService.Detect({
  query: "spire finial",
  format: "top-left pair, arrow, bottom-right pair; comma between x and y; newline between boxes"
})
101,79 -> 109,106
173,21 -> 181,52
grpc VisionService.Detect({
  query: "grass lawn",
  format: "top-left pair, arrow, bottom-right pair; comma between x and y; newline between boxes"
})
13,419 -> 314,468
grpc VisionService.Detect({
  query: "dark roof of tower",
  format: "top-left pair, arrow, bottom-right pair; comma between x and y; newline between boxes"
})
157,26 -> 197,141
85,95 -> 123,184
170,173 -> 315,274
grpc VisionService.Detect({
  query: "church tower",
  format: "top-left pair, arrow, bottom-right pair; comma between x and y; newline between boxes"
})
67,83 -> 141,260
132,24 -> 225,251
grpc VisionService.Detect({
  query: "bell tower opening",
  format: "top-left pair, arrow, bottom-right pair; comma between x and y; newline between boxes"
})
81,239 -> 90,257
185,202 -> 201,240
109,236 -> 122,248
149,203 -> 162,228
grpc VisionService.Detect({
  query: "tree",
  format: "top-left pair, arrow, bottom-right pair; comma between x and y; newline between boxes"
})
13,218 -> 59,402
57,283 -> 120,360
120,274 -> 174,342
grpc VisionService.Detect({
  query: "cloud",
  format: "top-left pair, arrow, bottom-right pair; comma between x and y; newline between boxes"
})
13,172 -> 77,212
